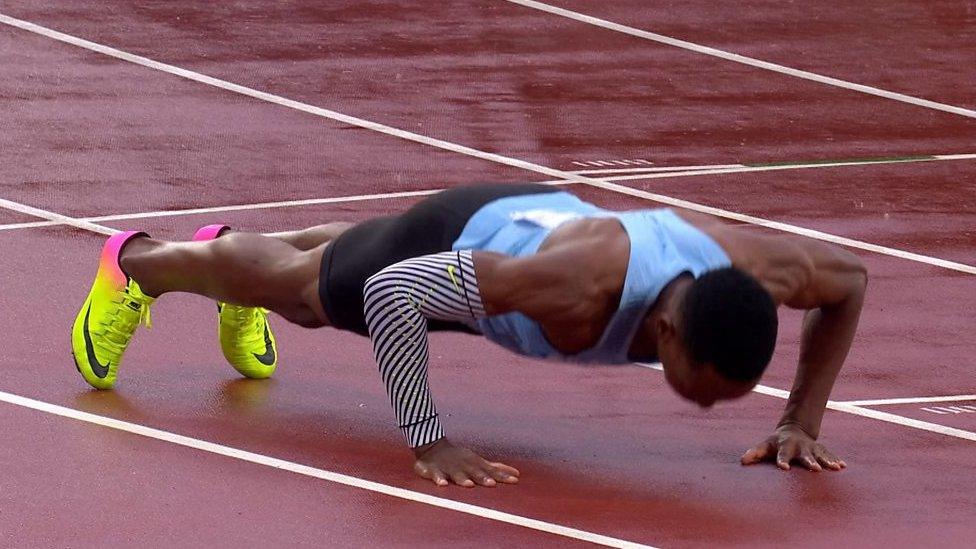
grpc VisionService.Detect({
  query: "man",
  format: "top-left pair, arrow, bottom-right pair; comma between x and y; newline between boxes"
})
72,183 -> 866,487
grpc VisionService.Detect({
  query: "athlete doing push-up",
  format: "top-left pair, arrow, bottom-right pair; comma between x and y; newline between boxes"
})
72,184 -> 866,487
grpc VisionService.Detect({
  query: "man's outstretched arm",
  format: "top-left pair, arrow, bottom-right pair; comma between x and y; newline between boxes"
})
741,238 -> 868,471
363,250 -> 521,487
364,245 -> 602,486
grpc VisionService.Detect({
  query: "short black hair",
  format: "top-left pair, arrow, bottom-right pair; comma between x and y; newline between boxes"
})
680,267 -> 778,382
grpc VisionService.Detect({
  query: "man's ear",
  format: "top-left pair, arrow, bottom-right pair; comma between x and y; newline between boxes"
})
655,315 -> 676,339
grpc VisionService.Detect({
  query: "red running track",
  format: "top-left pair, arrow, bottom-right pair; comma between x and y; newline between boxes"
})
0,2 -> 974,547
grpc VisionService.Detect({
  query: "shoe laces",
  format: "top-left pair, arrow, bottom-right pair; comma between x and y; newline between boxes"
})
228,305 -> 268,344
97,285 -> 153,354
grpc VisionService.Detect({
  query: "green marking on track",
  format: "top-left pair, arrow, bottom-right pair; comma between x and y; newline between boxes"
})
745,155 -> 937,168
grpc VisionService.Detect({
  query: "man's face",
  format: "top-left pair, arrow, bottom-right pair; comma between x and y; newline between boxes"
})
658,325 -> 756,407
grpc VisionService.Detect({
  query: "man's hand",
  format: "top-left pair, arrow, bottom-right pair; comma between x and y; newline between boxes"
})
413,438 -> 520,487
740,423 -> 847,471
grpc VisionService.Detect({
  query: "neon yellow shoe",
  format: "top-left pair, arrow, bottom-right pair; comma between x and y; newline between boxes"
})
194,224 -> 278,379
218,303 -> 278,379
71,231 -> 154,390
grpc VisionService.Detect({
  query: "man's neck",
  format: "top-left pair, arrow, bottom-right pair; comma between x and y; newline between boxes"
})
627,275 -> 693,360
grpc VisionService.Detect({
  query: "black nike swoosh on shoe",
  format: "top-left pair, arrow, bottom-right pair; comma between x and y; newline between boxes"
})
83,304 -> 111,378
252,323 -> 276,366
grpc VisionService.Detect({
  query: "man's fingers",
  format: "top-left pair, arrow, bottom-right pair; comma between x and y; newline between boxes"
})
414,461 -> 450,486
776,441 -> 797,470
485,464 -> 519,484
740,440 -> 775,465
814,446 -> 845,471
432,470 -> 449,486
450,471 -> 475,488
487,461 -> 521,480
468,469 -> 497,487
799,451 -> 822,472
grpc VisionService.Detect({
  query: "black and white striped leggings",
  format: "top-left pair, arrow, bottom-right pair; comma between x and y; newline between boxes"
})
363,250 -> 486,448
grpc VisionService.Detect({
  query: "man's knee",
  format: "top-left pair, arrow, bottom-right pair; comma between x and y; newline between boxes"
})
268,247 -> 327,325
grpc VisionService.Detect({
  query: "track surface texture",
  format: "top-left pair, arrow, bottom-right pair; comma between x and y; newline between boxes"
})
1,2 -> 973,547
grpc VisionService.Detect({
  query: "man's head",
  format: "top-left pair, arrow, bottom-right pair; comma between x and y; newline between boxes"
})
656,267 -> 778,407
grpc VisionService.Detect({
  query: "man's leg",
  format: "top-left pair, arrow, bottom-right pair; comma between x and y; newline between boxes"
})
265,222 -> 354,251
120,232 -> 328,328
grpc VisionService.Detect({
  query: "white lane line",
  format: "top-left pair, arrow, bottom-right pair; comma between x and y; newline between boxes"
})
3,149 -> 973,269
0,189 -> 453,232
826,401 -> 976,441
573,164 -> 740,175
571,153 -> 976,176
0,184 -> 561,232
927,406 -> 976,414
0,390 -> 654,549
0,13 -> 579,190
921,407 -> 951,415
505,0 -> 976,119
634,364 -> 976,443
2,13 -> 974,277
578,178 -> 976,275
575,154 -> 976,182
0,152 -> 933,231
836,395 -> 976,407
0,198 -> 118,235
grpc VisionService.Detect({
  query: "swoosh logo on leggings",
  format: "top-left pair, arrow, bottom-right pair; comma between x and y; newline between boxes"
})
83,304 -> 111,378
252,323 -> 276,366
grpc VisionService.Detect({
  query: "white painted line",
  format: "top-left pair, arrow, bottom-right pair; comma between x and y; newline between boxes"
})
578,178 -> 976,275
0,13 -> 583,185
3,150 -> 973,283
633,363 -> 976,443
0,390 -> 654,549
573,154 -> 976,180
0,185 -> 562,232
921,407 -> 950,415
836,395 -> 976,406
826,402 -> 976,441
0,198 -> 118,235
935,406 -> 976,414
505,0 -> 976,119
934,407 -> 961,414
0,189 -> 452,232
572,164 -> 741,175
2,12 -> 974,277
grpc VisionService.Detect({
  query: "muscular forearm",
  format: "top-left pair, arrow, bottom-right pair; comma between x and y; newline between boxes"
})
781,287 -> 865,438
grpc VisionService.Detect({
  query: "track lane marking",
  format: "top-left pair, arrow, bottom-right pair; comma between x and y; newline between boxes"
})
572,154 -> 976,176
0,11 -> 974,447
0,151 -> 964,231
837,395 -> 976,407
825,402 -> 976,441
635,363 -> 976,443
1,13 -> 974,276
505,0 -> 976,119
0,390 -> 654,549
577,179 -> 976,274
0,189 -> 451,232
573,154 -> 976,183
2,151 -> 967,231
0,198 -> 118,235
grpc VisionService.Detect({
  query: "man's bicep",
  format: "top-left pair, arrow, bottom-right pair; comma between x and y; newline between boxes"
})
473,251 -> 571,318
783,239 -> 867,310
471,251 -> 518,315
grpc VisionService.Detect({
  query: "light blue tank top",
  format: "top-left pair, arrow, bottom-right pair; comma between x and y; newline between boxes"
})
452,191 -> 731,364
